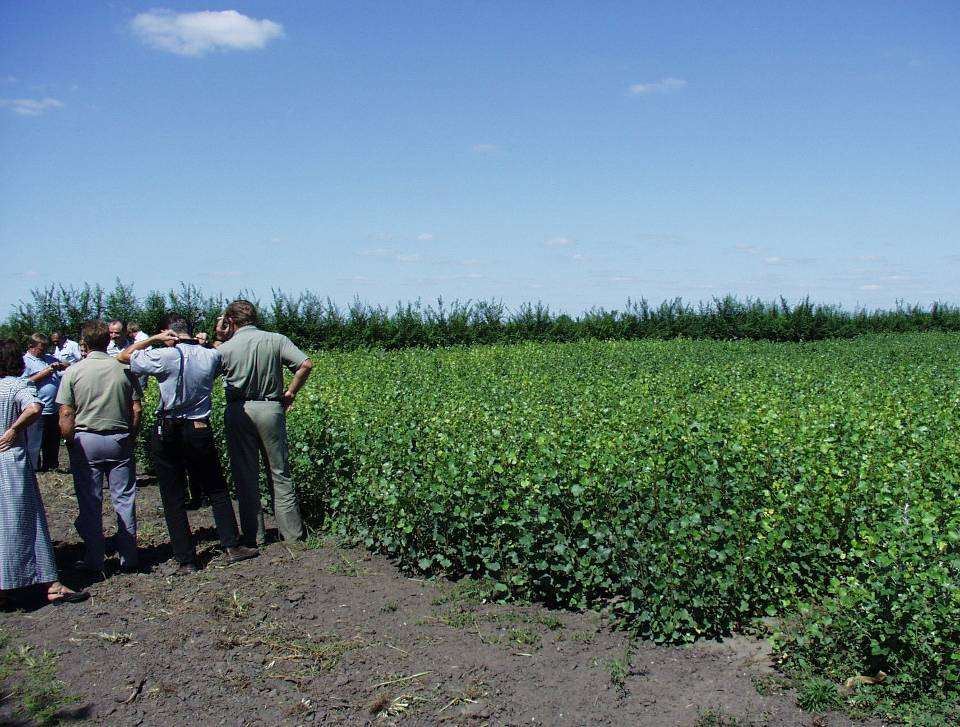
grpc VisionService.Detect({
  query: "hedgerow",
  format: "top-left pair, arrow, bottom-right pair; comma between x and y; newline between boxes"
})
7,281 -> 960,346
139,333 -> 959,713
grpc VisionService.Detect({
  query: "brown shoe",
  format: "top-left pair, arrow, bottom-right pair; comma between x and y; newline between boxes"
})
225,546 -> 258,564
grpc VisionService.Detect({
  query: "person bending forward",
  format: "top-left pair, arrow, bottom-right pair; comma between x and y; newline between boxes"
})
120,314 -> 257,574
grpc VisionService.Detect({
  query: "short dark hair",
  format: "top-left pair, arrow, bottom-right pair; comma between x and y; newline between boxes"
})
81,320 -> 111,352
29,333 -> 50,348
224,300 -> 258,328
0,340 -> 23,377
160,312 -> 190,335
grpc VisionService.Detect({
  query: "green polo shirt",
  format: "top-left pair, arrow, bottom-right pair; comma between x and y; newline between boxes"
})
218,325 -> 308,402
55,351 -> 142,432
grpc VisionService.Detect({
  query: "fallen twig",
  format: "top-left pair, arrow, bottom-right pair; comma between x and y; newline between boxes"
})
373,671 -> 431,689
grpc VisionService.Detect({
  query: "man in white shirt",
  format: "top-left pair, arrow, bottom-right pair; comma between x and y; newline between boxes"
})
106,320 -> 129,358
50,330 -> 82,365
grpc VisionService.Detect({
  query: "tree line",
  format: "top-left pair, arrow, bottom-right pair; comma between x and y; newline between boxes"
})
3,282 -> 959,348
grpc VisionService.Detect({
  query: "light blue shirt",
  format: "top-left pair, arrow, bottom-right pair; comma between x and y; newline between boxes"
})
129,342 -> 221,419
21,352 -> 61,414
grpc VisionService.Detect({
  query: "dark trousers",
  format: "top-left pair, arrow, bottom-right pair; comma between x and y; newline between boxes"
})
39,413 -> 60,471
150,419 -> 240,564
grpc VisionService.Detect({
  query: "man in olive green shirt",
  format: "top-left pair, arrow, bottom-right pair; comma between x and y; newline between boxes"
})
215,300 -> 313,546
56,319 -> 143,573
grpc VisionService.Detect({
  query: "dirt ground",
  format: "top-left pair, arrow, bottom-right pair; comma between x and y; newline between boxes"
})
0,472 -> 881,727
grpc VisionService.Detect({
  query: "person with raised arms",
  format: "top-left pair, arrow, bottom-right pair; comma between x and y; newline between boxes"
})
119,313 -> 257,574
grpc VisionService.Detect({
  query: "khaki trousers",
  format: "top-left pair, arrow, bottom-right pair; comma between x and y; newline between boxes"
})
224,400 -> 306,545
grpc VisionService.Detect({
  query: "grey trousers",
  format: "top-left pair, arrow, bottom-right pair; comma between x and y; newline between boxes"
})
68,431 -> 137,569
224,400 -> 306,546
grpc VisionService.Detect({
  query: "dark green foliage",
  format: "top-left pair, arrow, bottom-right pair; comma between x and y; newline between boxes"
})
3,283 -> 960,346
795,677 -> 842,712
134,333 -> 959,714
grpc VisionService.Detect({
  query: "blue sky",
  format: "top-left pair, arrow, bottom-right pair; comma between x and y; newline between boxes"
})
1,1 -> 958,315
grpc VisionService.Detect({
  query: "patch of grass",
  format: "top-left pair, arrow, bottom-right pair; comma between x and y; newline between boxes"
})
751,673 -> 790,696
507,627 -> 540,649
0,628 -> 82,725
212,590 -> 251,620
571,630 -> 596,643
328,553 -> 366,577
380,600 -> 399,613
249,621 -> 367,680
94,631 -> 133,645
431,578 -> 499,607
606,641 -> 638,697
693,707 -> 762,727
536,614 -> 563,630
795,676 -> 842,713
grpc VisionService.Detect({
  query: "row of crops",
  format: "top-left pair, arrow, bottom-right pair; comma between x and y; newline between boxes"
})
145,333 -> 960,709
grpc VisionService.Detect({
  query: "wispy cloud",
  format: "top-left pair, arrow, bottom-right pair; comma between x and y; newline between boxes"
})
358,247 -> 422,264
0,75 -> 17,84
0,97 -> 64,116
131,9 -> 284,57
472,143 -> 498,154
629,77 -> 687,95
859,284 -> 882,291
416,233 -> 435,241
734,244 -> 762,254
204,270 -> 245,280
544,236 -> 575,248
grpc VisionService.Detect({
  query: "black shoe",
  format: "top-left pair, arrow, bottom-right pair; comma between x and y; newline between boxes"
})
72,560 -> 104,576
225,546 -> 259,564
175,562 -> 200,575
119,562 -> 142,575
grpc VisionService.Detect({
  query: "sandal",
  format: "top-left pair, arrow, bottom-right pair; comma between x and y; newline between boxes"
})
47,584 -> 90,605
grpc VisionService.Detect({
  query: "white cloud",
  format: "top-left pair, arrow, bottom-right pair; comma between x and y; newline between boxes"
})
629,77 -> 687,95
859,284 -> 882,291
131,10 -> 284,57
416,233 -> 435,241
764,256 -> 783,264
472,143 -> 498,154
544,236 -> 575,248
0,97 -> 64,116
735,244 -> 762,254
396,253 -> 421,263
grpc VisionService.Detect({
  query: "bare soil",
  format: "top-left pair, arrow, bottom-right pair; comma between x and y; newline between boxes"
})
0,472 -> 877,726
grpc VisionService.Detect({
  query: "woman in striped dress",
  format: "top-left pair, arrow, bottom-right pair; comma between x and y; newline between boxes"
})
0,339 -> 87,606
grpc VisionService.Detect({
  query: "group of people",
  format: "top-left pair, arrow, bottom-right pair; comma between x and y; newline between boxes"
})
0,300 -> 314,607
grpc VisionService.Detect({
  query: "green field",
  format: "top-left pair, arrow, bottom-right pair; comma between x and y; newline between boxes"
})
149,332 -> 960,712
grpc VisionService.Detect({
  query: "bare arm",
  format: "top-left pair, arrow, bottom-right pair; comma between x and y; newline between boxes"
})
131,399 -> 142,433
282,358 -> 313,411
59,404 -> 77,445
0,402 -> 42,452
26,366 -> 56,383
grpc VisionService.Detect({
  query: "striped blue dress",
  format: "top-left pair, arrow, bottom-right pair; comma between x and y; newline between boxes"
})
0,376 -> 58,590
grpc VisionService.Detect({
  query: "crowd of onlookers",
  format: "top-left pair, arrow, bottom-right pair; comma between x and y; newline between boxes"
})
0,300 -> 313,607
